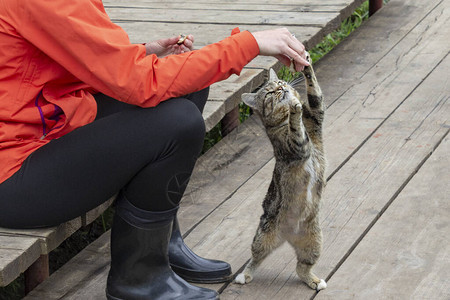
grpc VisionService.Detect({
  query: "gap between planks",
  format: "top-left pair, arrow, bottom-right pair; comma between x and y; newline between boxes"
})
219,30 -> 449,299
315,135 -> 450,299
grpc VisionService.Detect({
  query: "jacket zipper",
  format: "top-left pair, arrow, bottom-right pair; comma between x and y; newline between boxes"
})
34,90 -> 47,139
35,90 -> 63,140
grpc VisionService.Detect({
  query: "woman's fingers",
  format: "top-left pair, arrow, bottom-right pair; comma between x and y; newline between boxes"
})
252,28 -> 309,71
182,35 -> 194,51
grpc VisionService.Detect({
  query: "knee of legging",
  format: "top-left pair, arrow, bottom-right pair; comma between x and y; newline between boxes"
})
167,99 -> 206,152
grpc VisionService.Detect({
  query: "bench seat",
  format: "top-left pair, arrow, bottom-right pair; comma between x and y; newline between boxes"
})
0,197 -> 114,291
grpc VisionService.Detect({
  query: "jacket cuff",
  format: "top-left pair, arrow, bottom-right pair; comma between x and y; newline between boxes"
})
230,30 -> 260,63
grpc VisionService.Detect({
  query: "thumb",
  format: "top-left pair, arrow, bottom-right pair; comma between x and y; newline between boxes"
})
159,36 -> 179,47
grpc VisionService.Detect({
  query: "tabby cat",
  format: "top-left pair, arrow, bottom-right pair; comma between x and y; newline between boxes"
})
235,57 -> 327,291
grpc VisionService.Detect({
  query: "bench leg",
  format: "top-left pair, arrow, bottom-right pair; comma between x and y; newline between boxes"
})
24,254 -> 49,294
369,0 -> 383,16
221,106 -> 240,137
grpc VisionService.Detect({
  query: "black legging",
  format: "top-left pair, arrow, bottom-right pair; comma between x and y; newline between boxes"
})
0,88 -> 209,229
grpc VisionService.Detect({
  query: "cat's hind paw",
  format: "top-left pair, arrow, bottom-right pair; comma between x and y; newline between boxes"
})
302,277 -> 327,291
235,272 -> 253,284
316,279 -> 327,291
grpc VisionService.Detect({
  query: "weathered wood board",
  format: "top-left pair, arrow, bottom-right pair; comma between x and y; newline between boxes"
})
106,8 -> 338,26
103,1 -> 351,11
103,0 -> 362,7
0,237 -> 42,286
315,0 -> 445,105
0,196 -> 114,287
23,232 -> 112,300
314,136 -> 450,299
111,21 -> 320,46
321,0 -> 449,173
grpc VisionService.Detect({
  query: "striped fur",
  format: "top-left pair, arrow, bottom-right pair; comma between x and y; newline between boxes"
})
237,60 -> 327,291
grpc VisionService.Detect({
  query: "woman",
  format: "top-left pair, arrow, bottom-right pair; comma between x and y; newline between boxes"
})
0,0 -> 309,299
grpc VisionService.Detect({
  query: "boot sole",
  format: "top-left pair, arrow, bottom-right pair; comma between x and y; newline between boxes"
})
106,291 -> 122,300
177,273 -> 233,284
107,291 -> 220,300
171,264 -> 233,284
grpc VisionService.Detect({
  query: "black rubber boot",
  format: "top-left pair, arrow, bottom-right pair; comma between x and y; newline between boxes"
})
106,195 -> 218,300
169,217 -> 232,283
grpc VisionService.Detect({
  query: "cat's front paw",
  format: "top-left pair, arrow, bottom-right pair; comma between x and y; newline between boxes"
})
290,100 -> 302,114
235,272 -> 253,284
301,51 -> 313,75
304,50 -> 312,65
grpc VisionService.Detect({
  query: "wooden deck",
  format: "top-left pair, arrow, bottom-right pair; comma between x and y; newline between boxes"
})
24,0 -> 449,299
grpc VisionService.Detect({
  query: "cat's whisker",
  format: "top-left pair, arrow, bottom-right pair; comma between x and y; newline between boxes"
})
289,77 -> 304,85
288,77 -> 305,89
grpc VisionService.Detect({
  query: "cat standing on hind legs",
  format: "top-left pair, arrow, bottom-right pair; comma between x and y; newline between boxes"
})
235,54 -> 327,291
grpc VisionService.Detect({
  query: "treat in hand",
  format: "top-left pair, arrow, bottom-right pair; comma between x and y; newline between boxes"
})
177,34 -> 187,45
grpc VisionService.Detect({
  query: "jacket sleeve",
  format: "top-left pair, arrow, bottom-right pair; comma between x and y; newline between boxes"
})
16,0 -> 260,107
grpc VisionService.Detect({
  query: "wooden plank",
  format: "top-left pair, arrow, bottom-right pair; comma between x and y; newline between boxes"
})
0,196 -> 113,256
314,137 -> 450,298
107,7 -> 338,26
103,0 -> 358,6
104,2 -> 349,12
221,50 -> 449,300
0,236 -> 42,286
24,232 -> 111,299
316,0 -> 444,105
111,21 -> 320,46
0,197 -> 112,288
321,0 -> 449,173
203,100 -> 224,132
0,218 -> 82,256
24,254 -> 49,294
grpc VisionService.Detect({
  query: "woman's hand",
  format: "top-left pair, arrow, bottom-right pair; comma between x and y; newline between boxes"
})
145,34 -> 194,57
251,28 -> 309,72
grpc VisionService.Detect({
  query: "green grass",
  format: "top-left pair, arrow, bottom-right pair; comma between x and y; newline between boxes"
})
308,1 -> 370,64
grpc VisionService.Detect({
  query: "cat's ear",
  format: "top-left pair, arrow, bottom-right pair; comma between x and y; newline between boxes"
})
268,68 -> 279,82
242,93 -> 257,110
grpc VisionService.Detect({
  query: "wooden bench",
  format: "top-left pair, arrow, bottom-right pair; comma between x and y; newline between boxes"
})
0,197 -> 115,293
2,0 -> 386,296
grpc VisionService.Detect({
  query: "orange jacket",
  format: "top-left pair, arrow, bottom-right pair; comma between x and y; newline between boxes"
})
0,0 -> 259,184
